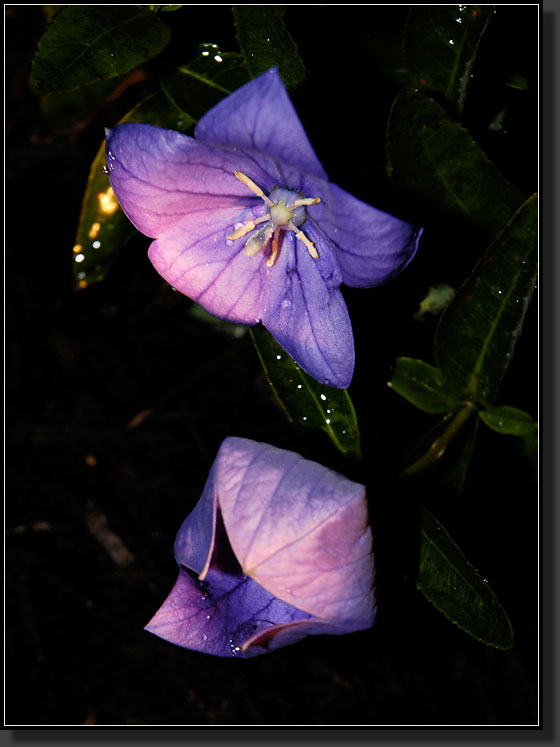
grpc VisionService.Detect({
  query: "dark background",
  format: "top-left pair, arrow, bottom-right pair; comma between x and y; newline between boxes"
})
6,5 -> 539,726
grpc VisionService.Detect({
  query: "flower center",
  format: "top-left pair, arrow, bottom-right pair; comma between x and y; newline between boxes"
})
227,171 -> 320,267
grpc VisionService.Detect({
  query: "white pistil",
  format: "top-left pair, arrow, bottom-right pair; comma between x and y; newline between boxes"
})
228,171 -> 320,266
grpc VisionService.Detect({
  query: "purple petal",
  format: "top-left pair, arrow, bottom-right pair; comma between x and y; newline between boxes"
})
216,438 -> 376,631
144,566 -> 314,658
310,182 -> 422,288
146,205 -> 272,324
147,512 -> 339,658
260,232 -> 354,388
195,68 -> 328,181
173,459 -> 218,578
105,123 -> 272,238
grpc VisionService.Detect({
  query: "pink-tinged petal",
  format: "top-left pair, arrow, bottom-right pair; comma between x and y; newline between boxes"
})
105,123 -> 272,238
195,68 -> 328,181
147,513 -> 317,658
216,438 -> 376,630
147,207 -> 272,324
310,182 -> 423,288
260,232 -> 354,389
242,618 -> 348,658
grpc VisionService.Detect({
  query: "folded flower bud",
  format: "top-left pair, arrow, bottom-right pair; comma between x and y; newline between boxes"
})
146,437 -> 376,658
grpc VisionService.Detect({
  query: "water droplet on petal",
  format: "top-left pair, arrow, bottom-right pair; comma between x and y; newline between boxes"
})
226,239 -> 233,247
202,634 -> 208,641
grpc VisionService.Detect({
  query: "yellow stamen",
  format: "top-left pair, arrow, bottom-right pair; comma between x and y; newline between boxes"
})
290,197 -> 321,208
227,214 -> 269,241
293,227 -> 319,259
266,225 -> 282,267
234,170 -> 274,207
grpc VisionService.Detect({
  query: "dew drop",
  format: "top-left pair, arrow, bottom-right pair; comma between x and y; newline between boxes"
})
325,418 -> 331,425
297,384 -> 302,389
92,240 -> 101,249
202,634 -> 208,641
276,354 -> 282,360
302,416 -> 307,421
320,393 -> 327,401
101,165 -> 109,174
449,39 -> 455,45
205,614 -> 211,620
226,239 -> 233,246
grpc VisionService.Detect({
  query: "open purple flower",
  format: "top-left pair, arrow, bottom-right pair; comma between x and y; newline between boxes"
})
105,68 -> 421,388
145,437 -> 375,658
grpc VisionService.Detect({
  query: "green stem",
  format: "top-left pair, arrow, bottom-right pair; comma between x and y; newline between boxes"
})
402,403 -> 475,476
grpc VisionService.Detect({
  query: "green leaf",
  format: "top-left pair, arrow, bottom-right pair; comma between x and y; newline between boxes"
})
387,91 -> 524,242
72,91 -> 193,290
159,46 -> 250,121
30,6 -> 171,95
388,357 -> 462,414
405,5 -> 494,112
40,76 -> 126,129
479,405 -> 537,436
435,194 -> 538,405
232,5 -> 306,89
417,506 -> 514,650
188,303 -> 248,340
250,325 -> 361,460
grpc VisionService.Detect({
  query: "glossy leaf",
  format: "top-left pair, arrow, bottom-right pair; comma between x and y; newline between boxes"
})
417,506 -> 514,650
479,405 -> 537,436
405,5 -> 494,112
250,325 -> 361,460
388,357 -> 461,414
387,91 -> 523,243
159,46 -> 250,121
30,6 -> 171,95
232,5 -> 306,88
73,92 -> 194,290
435,195 -> 538,405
